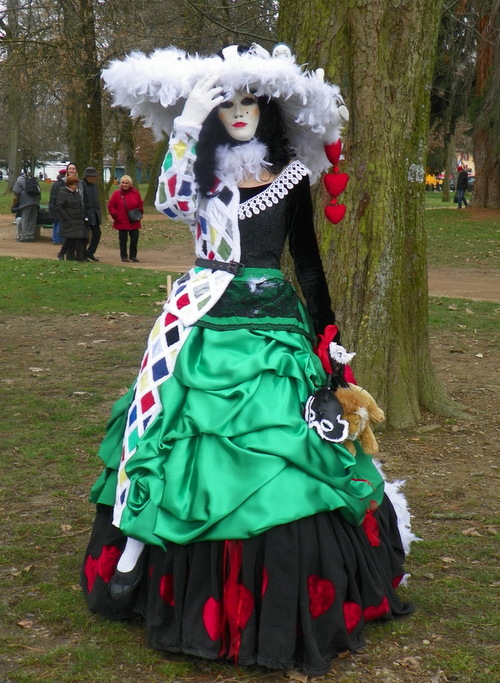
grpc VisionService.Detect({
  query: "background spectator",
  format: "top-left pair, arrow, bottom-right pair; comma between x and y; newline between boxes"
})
12,172 -> 41,242
56,175 -> 88,261
107,174 -> 143,262
48,169 -> 67,245
82,166 -> 102,262
456,166 -> 469,209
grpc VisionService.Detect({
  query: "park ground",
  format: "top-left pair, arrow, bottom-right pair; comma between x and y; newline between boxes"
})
0,205 -> 498,683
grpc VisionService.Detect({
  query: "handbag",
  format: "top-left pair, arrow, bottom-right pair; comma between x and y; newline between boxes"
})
121,193 -> 143,223
127,208 -> 143,222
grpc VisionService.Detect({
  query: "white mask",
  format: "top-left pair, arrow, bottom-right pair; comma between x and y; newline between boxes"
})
217,90 -> 260,142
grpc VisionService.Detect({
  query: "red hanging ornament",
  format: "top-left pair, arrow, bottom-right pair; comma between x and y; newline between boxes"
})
324,172 -> 349,198
325,203 -> 346,224
323,139 -> 349,225
325,139 -> 342,165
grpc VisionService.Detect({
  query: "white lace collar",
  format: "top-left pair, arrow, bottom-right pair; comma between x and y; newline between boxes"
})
238,160 -> 310,220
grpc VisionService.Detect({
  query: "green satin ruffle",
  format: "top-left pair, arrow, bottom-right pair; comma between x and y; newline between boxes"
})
90,326 -> 384,548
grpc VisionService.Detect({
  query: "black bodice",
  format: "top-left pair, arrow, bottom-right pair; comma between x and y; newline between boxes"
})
238,185 -> 288,269
237,175 -> 335,335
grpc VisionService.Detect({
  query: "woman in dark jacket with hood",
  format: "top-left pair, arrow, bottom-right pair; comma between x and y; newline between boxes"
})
56,175 -> 88,261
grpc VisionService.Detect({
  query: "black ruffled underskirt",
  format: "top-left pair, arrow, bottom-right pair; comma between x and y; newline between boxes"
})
81,495 -> 413,676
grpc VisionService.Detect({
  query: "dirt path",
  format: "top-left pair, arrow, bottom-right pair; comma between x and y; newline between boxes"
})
427,266 -> 500,302
1,215 -> 499,302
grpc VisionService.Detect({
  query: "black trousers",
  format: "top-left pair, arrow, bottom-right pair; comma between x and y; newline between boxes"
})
86,222 -> 101,257
118,229 -> 139,259
66,237 -> 87,261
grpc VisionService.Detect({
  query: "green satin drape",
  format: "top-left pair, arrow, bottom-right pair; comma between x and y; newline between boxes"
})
90,323 -> 384,549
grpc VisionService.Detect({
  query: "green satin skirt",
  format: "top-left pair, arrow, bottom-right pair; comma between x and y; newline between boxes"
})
90,270 -> 384,548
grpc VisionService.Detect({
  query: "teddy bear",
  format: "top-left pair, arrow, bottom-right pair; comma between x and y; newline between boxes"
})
334,384 -> 385,455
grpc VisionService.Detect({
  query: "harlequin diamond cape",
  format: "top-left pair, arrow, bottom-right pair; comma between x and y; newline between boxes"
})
102,43 -> 346,182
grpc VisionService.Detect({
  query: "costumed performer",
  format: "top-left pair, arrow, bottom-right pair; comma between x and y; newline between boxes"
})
81,43 -> 417,676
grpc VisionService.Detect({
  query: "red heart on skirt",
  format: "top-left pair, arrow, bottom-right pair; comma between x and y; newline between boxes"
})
308,574 -> 335,618
203,596 -> 222,641
324,172 -> 349,197
159,573 -> 175,606
325,203 -> 346,224
325,139 -> 342,165
343,600 -> 363,632
84,555 -> 98,593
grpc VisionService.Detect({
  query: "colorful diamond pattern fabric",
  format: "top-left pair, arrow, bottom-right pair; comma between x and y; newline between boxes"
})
154,124 -> 243,327
113,310 -> 191,526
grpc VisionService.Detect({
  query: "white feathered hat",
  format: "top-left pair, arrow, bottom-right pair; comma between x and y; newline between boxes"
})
102,43 -> 348,182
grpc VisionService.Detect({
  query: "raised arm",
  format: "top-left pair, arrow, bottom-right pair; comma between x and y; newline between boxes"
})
155,77 -> 223,223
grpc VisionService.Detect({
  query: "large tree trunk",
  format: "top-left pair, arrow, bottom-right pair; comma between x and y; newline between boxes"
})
279,0 -> 463,427
470,7 -> 500,209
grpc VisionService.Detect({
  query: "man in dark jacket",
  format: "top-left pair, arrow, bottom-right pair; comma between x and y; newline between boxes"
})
456,166 -> 469,209
12,172 -> 41,242
48,169 -> 66,244
82,166 -> 102,261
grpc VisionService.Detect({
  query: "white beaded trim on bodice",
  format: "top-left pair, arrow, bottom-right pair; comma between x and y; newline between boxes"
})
238,160 -> 309,220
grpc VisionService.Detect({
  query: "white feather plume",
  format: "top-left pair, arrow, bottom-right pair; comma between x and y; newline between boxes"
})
215,139 -> 271,185
373,458 -> 422,557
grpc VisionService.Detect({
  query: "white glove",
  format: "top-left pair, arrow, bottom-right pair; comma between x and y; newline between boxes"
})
177,76 -> 224,129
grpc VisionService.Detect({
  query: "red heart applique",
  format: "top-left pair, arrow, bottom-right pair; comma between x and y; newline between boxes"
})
325,139 -> 342,165
325,203 -> 346,224
97,544 -> 122,583
84,545 -> 121,593
364,596 -> 390,621
159,573 -> 175,606
343,600 -> 363,633
307,574 -> 335,618
324,172 -> 349,197
203,596 -> 222,641
84,555 -> 98,593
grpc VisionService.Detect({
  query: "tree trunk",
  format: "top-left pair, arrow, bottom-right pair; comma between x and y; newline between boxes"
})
5,0 -> 22,191
472,127 -> 500,207
470,7 -> 500,209
279,0 -> 464,427
120,113 -> 138,184
62,0 -> 103,181
143,136 -> 168,206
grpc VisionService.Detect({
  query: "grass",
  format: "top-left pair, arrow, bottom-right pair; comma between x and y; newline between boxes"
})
0,258 -> 168,315
0,201 -> 499,682
425,206 -> 499,270
428,298 -> 499,338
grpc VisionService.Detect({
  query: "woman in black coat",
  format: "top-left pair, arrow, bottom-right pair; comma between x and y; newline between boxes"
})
56,175 -> 88,261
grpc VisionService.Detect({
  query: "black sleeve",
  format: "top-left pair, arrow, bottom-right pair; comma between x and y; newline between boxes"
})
56,192 -> 69,222
287,175 -> 336,336
49,182 -> 59,216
